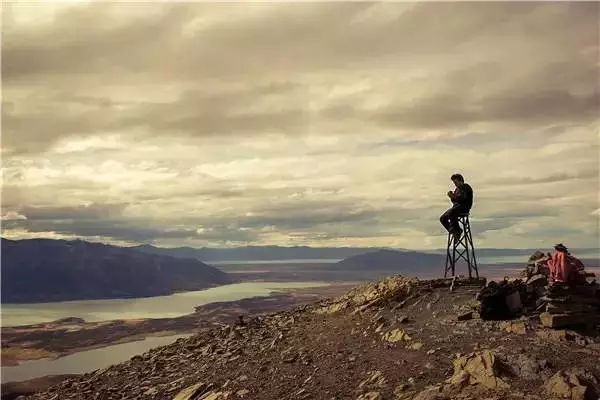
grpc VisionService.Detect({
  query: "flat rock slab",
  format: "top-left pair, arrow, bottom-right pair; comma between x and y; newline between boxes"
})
540,312 -> 593,329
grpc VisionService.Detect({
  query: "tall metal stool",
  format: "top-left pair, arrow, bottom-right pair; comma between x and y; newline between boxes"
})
444,213 -> 479,278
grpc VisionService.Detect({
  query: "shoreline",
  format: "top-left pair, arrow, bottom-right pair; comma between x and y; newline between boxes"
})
1,282 -> 355,369
1,329 -> 197,367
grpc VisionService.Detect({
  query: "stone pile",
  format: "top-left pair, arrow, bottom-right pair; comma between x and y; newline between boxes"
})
480,250 -> 599,329
523,251 -> 550,280
539,283 -> 600,329
521,252 -> 551,309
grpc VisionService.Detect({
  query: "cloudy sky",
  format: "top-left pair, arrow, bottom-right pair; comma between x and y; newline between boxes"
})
1,2 -> 598,249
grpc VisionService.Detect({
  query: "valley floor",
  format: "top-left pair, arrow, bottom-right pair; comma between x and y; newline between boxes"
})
1,284 -> 355,367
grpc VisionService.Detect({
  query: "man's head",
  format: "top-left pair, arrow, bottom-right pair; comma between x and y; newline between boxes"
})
451,173 -> 464,187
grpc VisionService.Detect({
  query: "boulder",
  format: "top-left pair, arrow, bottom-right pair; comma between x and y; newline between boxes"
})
457,311 -> 473,321
382,328 -> 411,343
502,353 -> 547,380
394,383 -> 410,394
397,315 -> 409,323
143,387 -> 158,396
199,391 -> 230,400
408,342 -> 424,350
358,370 -> 387,390
540,312 -> 589,329
535,329 -> 590,345
413,386 -> 449,400
446,350 -> 509,389
173,383 -> 211,400
500,321 -> 527,335
357,392 -> 382,400
526,274 -> 547,286
543,370 -> 599,400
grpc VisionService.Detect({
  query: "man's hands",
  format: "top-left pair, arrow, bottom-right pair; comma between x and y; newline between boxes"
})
447,190 -> 454,199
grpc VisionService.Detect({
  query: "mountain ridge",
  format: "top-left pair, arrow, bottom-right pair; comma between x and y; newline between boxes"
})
334,249 -> 444,270
132,244 -> 384,261
1,238 -> 232,303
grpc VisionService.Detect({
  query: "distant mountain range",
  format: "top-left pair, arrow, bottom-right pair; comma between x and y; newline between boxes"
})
1,238 -> 232,303
132,244 -> 381,261
133,244 -> 598,263
333,249 -> 444,273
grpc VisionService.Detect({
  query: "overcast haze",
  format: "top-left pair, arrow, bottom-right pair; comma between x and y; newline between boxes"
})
1,2 -> 599,249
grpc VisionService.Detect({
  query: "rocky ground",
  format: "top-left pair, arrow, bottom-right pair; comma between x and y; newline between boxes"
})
23,276 -> 600,400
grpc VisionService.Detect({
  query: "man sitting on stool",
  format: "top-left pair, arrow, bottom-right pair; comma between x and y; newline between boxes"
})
440,173 -> 473,242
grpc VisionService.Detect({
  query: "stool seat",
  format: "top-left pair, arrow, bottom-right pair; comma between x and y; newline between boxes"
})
444,213 -> 478,278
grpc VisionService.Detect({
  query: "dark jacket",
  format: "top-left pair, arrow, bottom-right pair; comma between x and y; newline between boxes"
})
452,183 -> 473,211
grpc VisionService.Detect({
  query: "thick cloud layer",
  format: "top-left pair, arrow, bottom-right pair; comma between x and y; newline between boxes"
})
2,2 -> 598,249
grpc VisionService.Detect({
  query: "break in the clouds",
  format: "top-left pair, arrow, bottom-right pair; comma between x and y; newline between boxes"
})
1,2 -> 598,249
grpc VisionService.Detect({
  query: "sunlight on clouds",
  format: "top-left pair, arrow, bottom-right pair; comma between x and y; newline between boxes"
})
1,2 -> 598,248
3,1 -> 89,28
52,135 -> 125,153
1,211 -> 27,221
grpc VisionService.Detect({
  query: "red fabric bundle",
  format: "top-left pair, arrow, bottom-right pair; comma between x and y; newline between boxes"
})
547,251 -> 585,283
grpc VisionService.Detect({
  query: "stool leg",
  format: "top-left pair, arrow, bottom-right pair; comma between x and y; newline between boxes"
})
463,218 -> 472,279
469,227 -> 479,279
445,231 -> 452,277
466,221 -> 479,278
451,231 -> 457,277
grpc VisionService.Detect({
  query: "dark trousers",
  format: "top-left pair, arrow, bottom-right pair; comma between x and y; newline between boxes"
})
440,204 -> 468,233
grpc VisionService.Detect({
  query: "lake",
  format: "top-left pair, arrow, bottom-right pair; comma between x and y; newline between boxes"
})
477,251 -> 599,265
207,251 -> 599,267
1,281 -> 330,327
208,258 -> 341,265
1,333 -> 192,383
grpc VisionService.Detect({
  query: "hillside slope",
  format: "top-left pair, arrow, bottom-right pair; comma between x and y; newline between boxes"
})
24,276 -> 600,400
1,238 -> 232,303
334,249 -> 444,273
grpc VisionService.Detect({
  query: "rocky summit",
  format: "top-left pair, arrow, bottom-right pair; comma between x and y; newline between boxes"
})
25,276 -> 600,400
